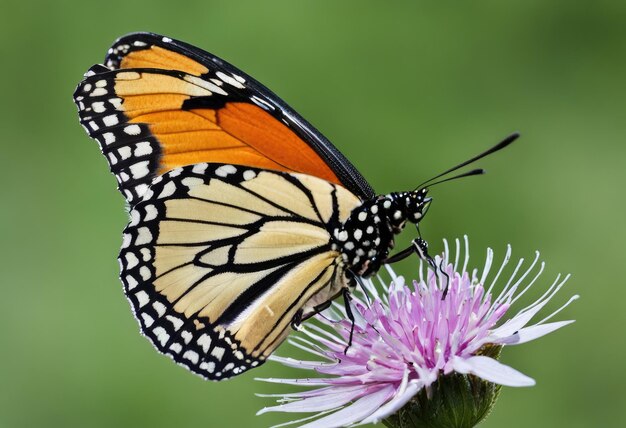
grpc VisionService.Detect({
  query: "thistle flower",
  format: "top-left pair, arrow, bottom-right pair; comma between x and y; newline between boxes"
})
257,237 -> 578,428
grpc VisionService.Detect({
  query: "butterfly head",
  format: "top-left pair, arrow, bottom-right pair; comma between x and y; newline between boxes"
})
387,188 -> 432,230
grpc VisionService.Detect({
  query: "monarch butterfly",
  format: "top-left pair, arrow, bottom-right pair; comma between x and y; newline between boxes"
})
74,32 -> 516,380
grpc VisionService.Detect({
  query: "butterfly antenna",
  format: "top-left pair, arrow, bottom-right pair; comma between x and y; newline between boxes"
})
424,168 -> 485,188
415,132 -> 519,190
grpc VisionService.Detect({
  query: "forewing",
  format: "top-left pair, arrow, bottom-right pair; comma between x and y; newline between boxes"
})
74,32 -> 374,204
119,163 -> 361,379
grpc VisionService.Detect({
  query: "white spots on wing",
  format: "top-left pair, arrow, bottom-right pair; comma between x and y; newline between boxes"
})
90,87 -> 107,97
166,315 -> 184,331
133,41 -> 147,47
118,146 -> 131,160
107,153 -> 118,165
215,164 -> 237,177
124,124 -> 141,135
192,163 -> 208,175
366,226 -> 374,234
144,204 -> 158,221
162,36 -> 172,43
169,168 -> 183,177
344,241 -> 355,250
152,301 -> 166,317
141,313 -> 154,327
103,114 -> 119,126
158,181 -> 176,199
83,83 -> 92,92
122,233 -> 131,248
125,252 -> 139,269
210,78 -> 223,86
129,161 -> 150,179
200,361 -> 215,373
393,210 -> 402,220
142,188 -> 154,200
181,330 -> 192,344
88,121 -> 99,131
216,71 -> 245,89
169,343 -> 182,353
153,326 -> 170,346
183,75 -> 228,96
371,205 -> 379,214
129,209 -> 141,226
139,266 -> 151,280
135,183 -> 149,196
233,74 -> 246,84
136,227 -> 152,245
109,97 -> 122,110
135,290 -> 149,308
358,211 -> 367,221
134,141 -> 152,156
124,189 -> 133,201
383,200 -> 392,209
182,177 -> 203,188
250,95 -> 274,111
197,334 -> 212,353
211,346 -> 226,361
92,102 -> 105,113
95,79 -> 107,88
140,248 -> 151,262
243,170 -> 256,181
103,132 -> 116,145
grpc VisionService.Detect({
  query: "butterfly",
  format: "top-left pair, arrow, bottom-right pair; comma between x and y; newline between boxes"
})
74,32 -> 517,380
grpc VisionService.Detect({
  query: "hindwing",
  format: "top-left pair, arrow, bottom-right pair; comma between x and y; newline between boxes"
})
120,163 -> 361,379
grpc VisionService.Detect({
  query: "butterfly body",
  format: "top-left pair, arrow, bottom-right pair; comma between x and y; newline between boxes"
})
74,33 -> 436,380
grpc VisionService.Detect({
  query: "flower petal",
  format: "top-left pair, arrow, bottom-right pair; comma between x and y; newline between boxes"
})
356,381 -> 423,425
493,320 -> 575,345
451,355 -> 535,387
298,386 -> 394,428
257,386 -> 373,414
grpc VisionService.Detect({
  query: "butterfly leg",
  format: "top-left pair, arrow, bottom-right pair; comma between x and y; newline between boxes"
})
291,300 -> 334,331
342,287 -> 355,354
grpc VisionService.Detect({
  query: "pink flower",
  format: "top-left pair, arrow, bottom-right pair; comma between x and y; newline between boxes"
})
257,237 -> 578,428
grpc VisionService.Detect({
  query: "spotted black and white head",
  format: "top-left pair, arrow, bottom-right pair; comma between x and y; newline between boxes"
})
333,187 -> 433,278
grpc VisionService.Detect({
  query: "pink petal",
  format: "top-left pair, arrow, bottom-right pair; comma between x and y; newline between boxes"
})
268,355 -> 335,369
489,296 -> 552,338
450,355 -> 535,387
257,386 -> 372,414
493,320 -> 575,345
298,386 -> 395,428
357,381 -> 423,425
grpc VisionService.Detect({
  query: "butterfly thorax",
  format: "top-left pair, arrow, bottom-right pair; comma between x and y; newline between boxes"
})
332,188 -> 431,278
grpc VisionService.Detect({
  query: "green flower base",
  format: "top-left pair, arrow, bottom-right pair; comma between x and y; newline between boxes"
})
383,346 -> 502,428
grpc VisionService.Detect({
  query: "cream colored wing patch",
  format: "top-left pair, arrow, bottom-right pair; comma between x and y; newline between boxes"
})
119,163 -> 362,380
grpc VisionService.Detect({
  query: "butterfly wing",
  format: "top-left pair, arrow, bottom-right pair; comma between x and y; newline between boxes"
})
121,162 -> 361,379
74,32 -> 374,204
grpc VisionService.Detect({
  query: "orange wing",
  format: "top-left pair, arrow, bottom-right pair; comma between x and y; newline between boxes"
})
74,33 -> 374,204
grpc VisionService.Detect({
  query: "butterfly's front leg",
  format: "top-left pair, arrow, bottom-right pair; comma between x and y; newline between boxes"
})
291,300 -> 334,331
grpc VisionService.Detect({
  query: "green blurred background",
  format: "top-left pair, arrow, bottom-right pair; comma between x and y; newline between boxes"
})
1,0 -> 624,426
